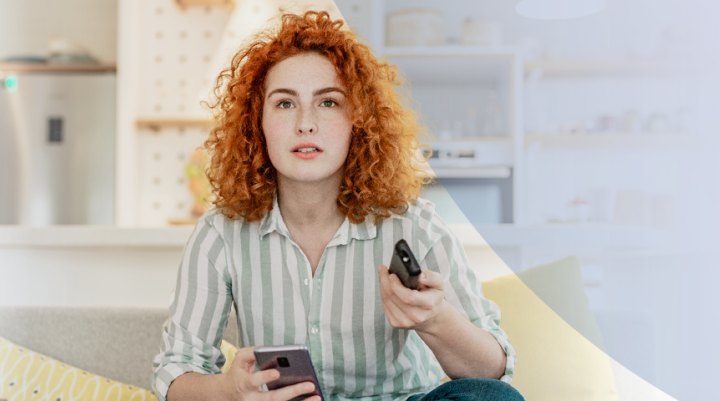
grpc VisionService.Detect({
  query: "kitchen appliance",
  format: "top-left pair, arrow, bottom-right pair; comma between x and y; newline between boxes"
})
0,72 -> 116,225
421,141 -> 514,224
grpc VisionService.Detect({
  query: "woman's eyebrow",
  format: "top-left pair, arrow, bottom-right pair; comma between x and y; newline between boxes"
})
313,87 -> 346,96
266,87 -> 346,98
267,88 -> 298,98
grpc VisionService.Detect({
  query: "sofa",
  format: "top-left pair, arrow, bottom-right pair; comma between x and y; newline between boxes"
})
0,256 -> 622,401
0,306 -> 239,392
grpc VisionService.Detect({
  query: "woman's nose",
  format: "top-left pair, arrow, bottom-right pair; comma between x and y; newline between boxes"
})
297,106 -> 318,134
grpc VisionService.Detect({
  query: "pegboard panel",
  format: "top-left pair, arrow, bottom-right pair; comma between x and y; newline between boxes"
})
137,126 -> 209,226
139,0 -> 230,118
132,0 -> 229,226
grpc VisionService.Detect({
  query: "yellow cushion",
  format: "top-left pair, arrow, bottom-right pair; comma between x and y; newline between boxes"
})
481,256 -> 618,401
0,335 -> 238,401
219,340 -> 237,373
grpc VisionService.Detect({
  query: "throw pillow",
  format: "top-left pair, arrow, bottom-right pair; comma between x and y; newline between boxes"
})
481,256 -> 618,401
220,340 -> 237,373
0,335 -> 238,401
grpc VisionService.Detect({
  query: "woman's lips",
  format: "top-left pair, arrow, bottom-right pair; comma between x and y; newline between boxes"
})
293,148 -> 322,159
292,143 -> 322,159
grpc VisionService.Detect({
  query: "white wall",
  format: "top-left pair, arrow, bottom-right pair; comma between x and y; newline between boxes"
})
0,245 -> 181,307
0,0 -> 117,62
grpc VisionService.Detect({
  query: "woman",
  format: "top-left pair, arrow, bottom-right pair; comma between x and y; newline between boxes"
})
152,11 -> 521,401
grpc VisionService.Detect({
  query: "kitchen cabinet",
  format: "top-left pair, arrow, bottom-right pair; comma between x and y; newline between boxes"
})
348,0 -> 525,224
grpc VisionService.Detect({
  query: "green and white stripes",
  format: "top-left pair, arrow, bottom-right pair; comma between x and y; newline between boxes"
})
152,197 -> 516,401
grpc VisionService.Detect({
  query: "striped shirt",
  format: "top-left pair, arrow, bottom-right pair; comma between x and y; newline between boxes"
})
152,197 -> 516,401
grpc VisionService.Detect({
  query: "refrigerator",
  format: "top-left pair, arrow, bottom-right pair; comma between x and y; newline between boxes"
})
0,73 -> 116,225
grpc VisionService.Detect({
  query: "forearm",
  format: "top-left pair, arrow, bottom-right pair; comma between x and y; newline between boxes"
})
416,301 -> 506,380
166,371 -> 233,401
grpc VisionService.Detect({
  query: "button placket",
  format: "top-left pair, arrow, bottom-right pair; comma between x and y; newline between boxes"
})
307,258 -> 326,374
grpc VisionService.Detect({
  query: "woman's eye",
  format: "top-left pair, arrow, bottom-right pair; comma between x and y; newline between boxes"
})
320,99 -> 337,107
278,101 -> 294,109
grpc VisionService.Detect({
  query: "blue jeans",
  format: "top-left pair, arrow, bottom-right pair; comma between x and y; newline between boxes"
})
406,379 -> 525,401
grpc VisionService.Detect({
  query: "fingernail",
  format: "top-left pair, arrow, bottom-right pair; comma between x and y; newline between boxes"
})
421,272 -> 426,280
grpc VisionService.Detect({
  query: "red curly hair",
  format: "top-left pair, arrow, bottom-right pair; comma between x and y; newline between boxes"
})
204,10 -> 430,224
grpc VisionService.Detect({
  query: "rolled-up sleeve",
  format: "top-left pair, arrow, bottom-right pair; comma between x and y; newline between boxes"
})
152,214 -> 234,400
419,226 -> 517,383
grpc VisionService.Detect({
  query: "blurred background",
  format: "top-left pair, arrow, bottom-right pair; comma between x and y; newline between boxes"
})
1,0 -> 718,399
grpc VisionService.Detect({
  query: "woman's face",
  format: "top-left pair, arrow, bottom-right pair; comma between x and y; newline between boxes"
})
262,52 -> 352,187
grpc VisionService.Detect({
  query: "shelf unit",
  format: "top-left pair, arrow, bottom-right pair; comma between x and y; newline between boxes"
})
363,0 -> 525,224
523,59 -> 695,78
135,118 -> 214,132
174,0 -> 234,11
0,63 -> 116,74
524,132 -> 694,149
392,45 -> 523,222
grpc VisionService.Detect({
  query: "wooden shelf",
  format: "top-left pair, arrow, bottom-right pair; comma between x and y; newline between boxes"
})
524,132 -> 694,148
382,46 -> 520,57
423,166 -> 512,179
429,137 -> 513,143
383,46 -> 519,85
167,218 -> 199,226
523,60 -> 694,78
175,0 -> 234,10
0,63 -> 116,73
136,118 -> 214,132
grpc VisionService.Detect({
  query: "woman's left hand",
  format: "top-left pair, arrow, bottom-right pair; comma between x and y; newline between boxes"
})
377,264 -> 449,333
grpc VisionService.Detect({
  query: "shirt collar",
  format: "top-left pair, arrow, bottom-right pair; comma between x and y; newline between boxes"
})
258,195 -> 377,244
258,195 -> 288,239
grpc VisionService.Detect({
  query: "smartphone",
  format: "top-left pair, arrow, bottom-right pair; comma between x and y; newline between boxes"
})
254,345 -> 324,401
388,239 -> 422,290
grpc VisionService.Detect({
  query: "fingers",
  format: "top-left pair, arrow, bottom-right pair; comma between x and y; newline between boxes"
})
231,346 -> 259,373
235,346 -> 258,364
382,295 -> 411,327
377,264 -> 390,283
261,381 -> 317,401
248,369 -> 280,389
386,272 -> 425,307
418,270 -> 444,291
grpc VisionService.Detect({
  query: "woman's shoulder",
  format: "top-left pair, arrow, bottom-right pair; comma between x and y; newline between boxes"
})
191,208 -> 257,240
391,197 -> 442,224
386,197 -> 456,245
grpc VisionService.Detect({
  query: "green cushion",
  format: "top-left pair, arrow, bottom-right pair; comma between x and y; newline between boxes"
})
515,255 -> 606,351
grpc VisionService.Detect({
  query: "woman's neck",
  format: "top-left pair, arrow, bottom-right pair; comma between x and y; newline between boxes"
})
276,174 -> 345,232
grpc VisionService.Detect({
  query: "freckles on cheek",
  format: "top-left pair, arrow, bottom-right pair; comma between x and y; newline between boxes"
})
264,119 -> 287,134
263,118 -> 291,146
325,120 -> 353,149
262,118 -> 289,160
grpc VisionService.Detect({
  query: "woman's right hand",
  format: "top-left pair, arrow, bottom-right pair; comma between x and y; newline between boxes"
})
222,346 -> 320,401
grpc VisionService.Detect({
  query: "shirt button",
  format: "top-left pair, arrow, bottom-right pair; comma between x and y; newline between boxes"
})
304,278 -> 309,286
311,325 -> 318,334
